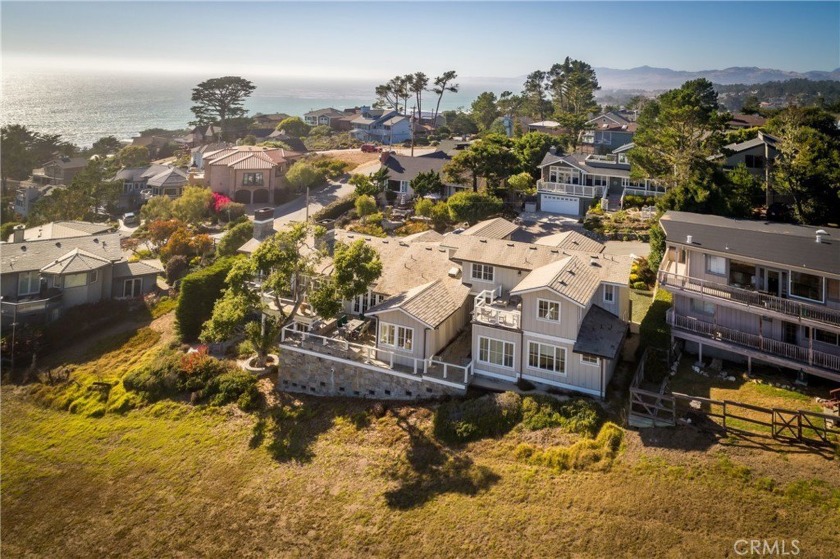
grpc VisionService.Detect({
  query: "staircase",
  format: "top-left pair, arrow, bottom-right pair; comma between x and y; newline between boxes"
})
605,184 -> 624,212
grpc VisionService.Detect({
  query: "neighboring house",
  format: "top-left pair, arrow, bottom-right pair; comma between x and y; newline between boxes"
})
202,145 -> 303,204
657,211 -> 840,383
579,111 -> 638,153
460,217 -> 519,240
717,131 -> 778,178
304,108 -> 355,130
378,151 -> 464,200
409,109 -> 446,128
190,142 -> 233,170
115,164 -> 188,210
0,224 -> 160,327
13,181 -> 62,218
252,113 -> 292,128
536,148 -> 665,215
31,157 -> 88,186
350,109 -> 412,145
528,120 -> 566,136
16,221 -> 112,242
264,130 -> 308,153
275,223 -> 633,399
727,113 -> 767,130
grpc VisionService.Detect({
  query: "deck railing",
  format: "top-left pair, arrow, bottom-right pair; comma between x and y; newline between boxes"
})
0,292 -> 63,318
473,288 -> 521,329
667,310 -> 840,373
659,270 -> 840,328
537,181 -> 604,198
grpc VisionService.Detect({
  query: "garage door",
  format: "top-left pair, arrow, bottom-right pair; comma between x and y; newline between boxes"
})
541,194 -> 579,215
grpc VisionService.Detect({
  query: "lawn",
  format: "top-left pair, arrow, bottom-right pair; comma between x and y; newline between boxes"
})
3,321 -> 840,558
629,289 -> 653,324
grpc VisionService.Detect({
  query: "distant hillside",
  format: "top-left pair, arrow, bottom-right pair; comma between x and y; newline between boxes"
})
593,66 -> 840,90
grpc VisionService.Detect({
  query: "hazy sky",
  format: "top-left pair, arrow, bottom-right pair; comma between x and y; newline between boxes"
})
2,1 -> 838,78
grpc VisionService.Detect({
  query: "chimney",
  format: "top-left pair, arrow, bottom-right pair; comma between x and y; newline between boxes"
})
12,224 -> 25,243
816,229 -> 827,244
686,235 -> 693,244
549,145 -> 557,155
253,207 -> 275,240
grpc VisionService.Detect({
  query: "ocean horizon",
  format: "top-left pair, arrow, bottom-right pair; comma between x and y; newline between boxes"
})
1,71 -> 521,148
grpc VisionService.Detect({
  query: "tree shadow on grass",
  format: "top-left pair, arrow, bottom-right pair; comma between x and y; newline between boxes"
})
382,410 -> 500,510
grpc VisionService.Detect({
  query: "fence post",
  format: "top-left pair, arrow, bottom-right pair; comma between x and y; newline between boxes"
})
389,352 -> 394,369
722,401 -> 727,433
797,412 -> 803,442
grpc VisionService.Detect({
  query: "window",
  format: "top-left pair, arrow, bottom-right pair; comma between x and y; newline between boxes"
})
815,329 -> 839,346
528,342 -> 566,374
242,172 -> 264,186
548,167 -> 580,185
790,272 -> 824,302
745,154 -> 766,169
17,271 -> 40,296
123,278 -> 142,297
89,270 -> 99,283
471,263 -> 494,282
706,255 -> 726,275
537,299 -> 560,321
379,323 -> 413,351
591,175 -> 608,187
63,272 -> 88,288
478,337 -> 514,368
604,285 -> 615,303
581,354 -> 600,366
595,131 -> 612,144
399,180 -> 410,193
690,298 -> 715,316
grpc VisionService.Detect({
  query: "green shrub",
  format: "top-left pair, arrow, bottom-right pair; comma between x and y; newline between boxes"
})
123,350 -> 182,400
177,348 -> 228,392
313,193 -> 357,222
520,397 -> 602,436
414,198 -> 434,217
447,191 -> 504,224
175,256 -> 238,341
1,221 -> 22,242
217,220 -> 253,256
237,340 -> 255,358
165,255 -> 190,284
205,371 -> 259,409
430,202 -> 451,229
515,422 -> 624,472
632,281 -> 648,290
433,392 -> 523,443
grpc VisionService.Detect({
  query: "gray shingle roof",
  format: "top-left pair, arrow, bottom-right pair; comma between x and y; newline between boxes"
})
660,211 -> 840,277
146,167 -> 188,188
112,260 -> 163,278
2,233 -> 124,274
534,230 -> 605,253
461,217 -> 519,240
573,304 -> 627,360
380,151 -> 452,182
442,235 -> 590,272
537,152 -> 631,178
21,221 -> 112,242
40,248 -> 111,274
366,279 -> 470,328
510,256 -> 602,307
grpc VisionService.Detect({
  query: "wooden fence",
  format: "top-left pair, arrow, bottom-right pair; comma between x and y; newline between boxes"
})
629,350 -> 840,447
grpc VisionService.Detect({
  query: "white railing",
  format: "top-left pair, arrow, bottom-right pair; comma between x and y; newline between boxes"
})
473,288 -> 521,329
537,181 -> 604,198
280,325 -> 473,386
659,271 -> 840,328
667,310 -> 840,373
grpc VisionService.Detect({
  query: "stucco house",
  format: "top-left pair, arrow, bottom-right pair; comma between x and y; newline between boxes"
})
202,145 -> 304,204
115,164 -> 188,210
1,223 -> 160,327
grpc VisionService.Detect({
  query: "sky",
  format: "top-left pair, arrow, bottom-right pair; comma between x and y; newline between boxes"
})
2,1 -> 838,79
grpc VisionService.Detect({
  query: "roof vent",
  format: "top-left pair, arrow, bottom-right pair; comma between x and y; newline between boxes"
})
816,229 -> 828,243
529,246 -> 537,250
479,239 -> 487,243
447,266 -> 460,278
550,249 -> 559,254
425,246 -> 433,251
686,235 -> 693,244
590,257 -> 600,267
506,243 -> 514,247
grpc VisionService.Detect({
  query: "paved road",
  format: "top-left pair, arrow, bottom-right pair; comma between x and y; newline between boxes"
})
243,179 -> 356,230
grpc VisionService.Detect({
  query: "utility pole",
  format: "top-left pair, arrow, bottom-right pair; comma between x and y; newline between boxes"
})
305,185 -> 310,223
410,104 -> 416,157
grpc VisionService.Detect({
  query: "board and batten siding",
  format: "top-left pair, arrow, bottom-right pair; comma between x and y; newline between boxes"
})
595,284 -> 630,321
518,288 -> 583,340
520,333 -> 606,396
372,309 -> 428,367
471,323 -> 520,380
460,260 -> 524,294
428,301 -> 470,357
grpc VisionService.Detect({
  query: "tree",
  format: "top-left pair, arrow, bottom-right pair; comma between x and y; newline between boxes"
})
410,170 -> 444,198
141,195 -> 174,222
117,145 -> 150,168
308,125 -> 331,138
29,156 -> 120,224
769,108 -> 840,224
470,92 -> 499,131
446,191 -> 504,224
286,161 -> 326,193
522,71 -> 550,119
547,57 -> 600,116
89,136 -> 123,156
244,318 -> 281,367
331,240 -> 383,301
443,149 -> 482,191
444,111 -> 479,136
240,135 -> 257,146
409,72 -> 430,122
165,255 -> 190,285
276,117 -> 311,137
147,219 -> 184,251
444,134 -> 518,193
507,172 -> 535,196
513,132 -> 556,177
190,76 -> 256,139
172,186 -> 213,225
414,198 -> 434,217
349,173 -> 379,197
629,79 -> 729,188
0,125 -> 68,188
218,220 -> 254,256
431,71 -> 459,126
647,221 -> 666,271
725,164 -> 763,218
355,194 -> 377,223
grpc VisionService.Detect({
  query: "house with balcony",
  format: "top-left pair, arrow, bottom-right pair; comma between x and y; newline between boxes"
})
202,145 -> 303,204
274,223 -> 633,400
657,211 -> 840,382
115,164 -> 188,210
13,181 -> 62,218
579,111 -> 637,154
303,108 -> 355,131
31,157 -> 88,186
350,109 -> 412,145
0,224 -> 160,328
536,148 -> 665,215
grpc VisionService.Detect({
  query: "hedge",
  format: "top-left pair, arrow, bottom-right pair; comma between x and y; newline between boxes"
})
175,256 -> 238,341
313,193 -> 357,222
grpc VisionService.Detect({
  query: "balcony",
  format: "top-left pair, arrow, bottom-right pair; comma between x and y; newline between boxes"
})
0,290 -> 63,323
473,288 -> 521,330
667,310 -> 840,377
658,270 -> 840,329
537,180 -> 604,198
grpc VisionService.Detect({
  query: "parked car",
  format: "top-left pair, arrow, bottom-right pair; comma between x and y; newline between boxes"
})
122,212 -> 139,226
360,144 -> 381,153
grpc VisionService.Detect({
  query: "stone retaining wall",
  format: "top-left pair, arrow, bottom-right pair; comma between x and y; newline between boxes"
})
276,346 -> 465,400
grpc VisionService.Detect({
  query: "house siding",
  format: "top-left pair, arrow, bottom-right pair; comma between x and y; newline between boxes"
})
520,333 -> 607,395
429,303 -> 470,357
372,309 -> 428,367
471,323 -> 520,380
460,261 -> 524,294
518,289 -> 583,340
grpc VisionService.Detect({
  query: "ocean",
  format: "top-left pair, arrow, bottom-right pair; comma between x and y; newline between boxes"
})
1,72 -> 520,148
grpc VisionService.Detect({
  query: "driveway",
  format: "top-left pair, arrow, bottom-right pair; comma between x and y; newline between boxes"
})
243,179 -> 355,230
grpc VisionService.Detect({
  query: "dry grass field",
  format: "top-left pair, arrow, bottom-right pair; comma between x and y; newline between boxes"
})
2,316 -> 839,558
